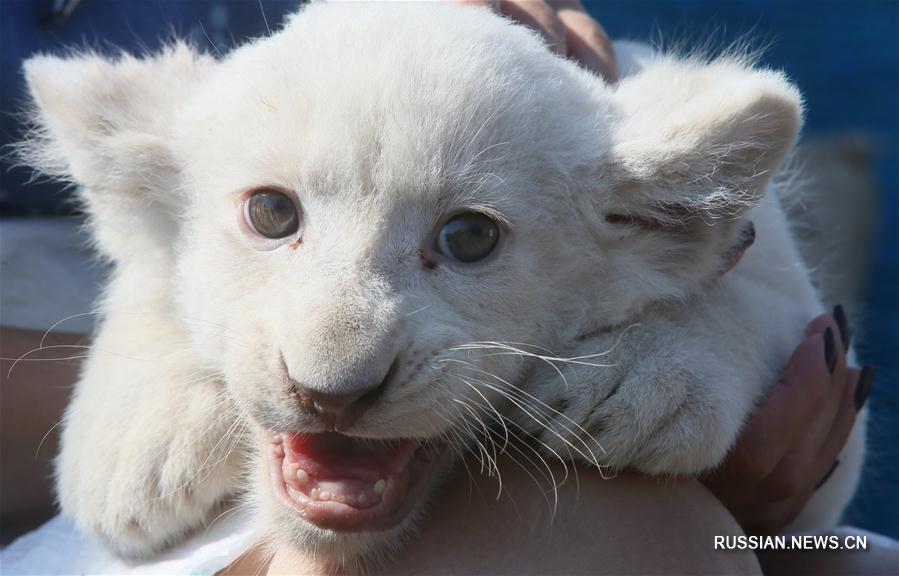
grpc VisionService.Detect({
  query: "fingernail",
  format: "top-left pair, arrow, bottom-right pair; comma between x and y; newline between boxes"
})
815,460 -> 840,490
833,304 -> 851,352
854,365 -> 875,411
823,327 -> 837,374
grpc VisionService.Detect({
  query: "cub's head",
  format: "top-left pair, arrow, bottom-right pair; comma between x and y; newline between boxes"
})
20,1 -> 800,562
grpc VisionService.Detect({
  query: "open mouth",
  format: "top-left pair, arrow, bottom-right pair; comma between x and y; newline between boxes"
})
269,432 -> 446,531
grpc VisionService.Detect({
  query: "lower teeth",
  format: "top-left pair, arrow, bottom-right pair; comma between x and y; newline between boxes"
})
300,485 -> 377,505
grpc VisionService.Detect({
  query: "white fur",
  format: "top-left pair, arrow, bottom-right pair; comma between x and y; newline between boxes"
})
19,1 -> 864,563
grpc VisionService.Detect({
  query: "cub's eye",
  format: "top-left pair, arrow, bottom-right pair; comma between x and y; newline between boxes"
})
435,212 -> 500,263
245,189 -> 300,239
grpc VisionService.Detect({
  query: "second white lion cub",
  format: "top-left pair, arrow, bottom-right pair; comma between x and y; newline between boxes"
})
20,1 -> 864,565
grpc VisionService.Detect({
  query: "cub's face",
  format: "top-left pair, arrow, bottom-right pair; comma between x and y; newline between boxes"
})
22,1 -> 800,563
169,5 -> 612,557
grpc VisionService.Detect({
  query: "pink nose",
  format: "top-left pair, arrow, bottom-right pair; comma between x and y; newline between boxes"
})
289,359 -> 397,430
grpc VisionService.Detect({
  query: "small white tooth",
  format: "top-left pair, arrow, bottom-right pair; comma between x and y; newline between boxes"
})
345,495 -> 356,505
295,469 -> 310,485
310,488 -> 320,499
373,479 -> 386,495
320,491 -> 332,501
337,495 -> 346,504
358,493 -> 367,505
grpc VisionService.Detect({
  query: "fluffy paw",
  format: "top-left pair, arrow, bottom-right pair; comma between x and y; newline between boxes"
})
57,375 -> 246,557
55,314 -> 247,557
517,325 -> 757,477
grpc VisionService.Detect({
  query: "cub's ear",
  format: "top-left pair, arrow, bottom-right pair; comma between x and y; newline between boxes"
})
602,57 -> 802,296
18,43 -> 214,262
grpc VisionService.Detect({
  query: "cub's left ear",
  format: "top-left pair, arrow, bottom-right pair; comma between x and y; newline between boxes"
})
602,58 -> 802,294
18,43 -> 214,263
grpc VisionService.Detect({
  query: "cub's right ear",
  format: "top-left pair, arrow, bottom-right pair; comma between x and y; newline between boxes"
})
596,57 -> 801,308
18,44 -> 215,262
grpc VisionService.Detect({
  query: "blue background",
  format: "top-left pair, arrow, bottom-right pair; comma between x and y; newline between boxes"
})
1,0 -> 896,538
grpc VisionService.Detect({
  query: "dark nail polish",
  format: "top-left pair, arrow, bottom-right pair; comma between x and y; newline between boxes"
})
833,304 -> 851,352
815,460 -> 840,490
854,365 -> 875,411
823,327 -> 837,374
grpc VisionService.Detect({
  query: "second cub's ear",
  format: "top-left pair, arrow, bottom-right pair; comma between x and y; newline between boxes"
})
599,57 -> 802,293
607,57 -> 802,226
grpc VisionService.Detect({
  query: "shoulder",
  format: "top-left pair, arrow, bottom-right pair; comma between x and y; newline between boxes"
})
594,475 -> 761,574
392,461 -> 762,575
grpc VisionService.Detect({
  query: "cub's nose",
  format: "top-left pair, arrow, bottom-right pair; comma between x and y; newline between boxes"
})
289,358 -> 398,431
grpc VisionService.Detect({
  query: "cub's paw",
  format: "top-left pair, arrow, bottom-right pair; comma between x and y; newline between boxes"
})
519,345 -> 751,477
56,374 -> 247,558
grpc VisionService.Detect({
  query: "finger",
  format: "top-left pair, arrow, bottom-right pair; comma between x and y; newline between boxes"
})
793,313 -> 852,462
785,321 -> 847,463
811,366 -> 872,493
499,0 -> 567,54
814,368 -> 860,474
777,318 -> 848,471
552,3 -> 618,81
805,310 -> 837,337
809,348 -> 856,470
759,366 -> 846,505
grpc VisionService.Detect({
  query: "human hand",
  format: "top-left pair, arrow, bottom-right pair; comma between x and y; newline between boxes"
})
702,306 -> 874,534
456,0 -> 618,81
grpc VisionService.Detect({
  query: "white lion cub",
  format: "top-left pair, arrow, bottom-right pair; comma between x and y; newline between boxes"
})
20,1 -> 864,565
